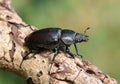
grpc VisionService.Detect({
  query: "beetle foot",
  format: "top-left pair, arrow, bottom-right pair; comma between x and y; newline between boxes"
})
65,51 -> 75,59
77,54 -> 83,58
20,51 -> 35,68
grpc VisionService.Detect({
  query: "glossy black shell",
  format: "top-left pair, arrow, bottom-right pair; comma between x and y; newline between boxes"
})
24,27 -> 88,54
25,28 -> 62,52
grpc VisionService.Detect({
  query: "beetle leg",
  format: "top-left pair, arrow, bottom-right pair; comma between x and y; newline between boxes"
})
66,47 -> 75,58
20,50 -> 36,68
52,47 -> 59,62
74,43 -> 82,58
49,47 -> 59,74
74,43 -> 78,55
20,51 -> 31,68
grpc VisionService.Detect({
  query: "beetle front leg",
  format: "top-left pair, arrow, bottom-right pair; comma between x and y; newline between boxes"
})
74,43 -> 82,58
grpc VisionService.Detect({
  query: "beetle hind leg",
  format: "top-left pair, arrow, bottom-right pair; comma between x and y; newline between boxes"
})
20,51 -> 32,68
20,50 -> 37,68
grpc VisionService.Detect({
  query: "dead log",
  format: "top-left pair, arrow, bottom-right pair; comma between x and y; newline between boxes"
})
0,0 -> 117,84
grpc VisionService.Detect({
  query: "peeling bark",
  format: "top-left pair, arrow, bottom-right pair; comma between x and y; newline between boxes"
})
0,0 -> 117,84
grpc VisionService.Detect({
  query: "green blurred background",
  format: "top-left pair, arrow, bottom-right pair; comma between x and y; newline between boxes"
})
0,0 -> 120,83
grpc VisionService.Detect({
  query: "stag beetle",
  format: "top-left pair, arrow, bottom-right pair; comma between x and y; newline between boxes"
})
24,27 -> 89,59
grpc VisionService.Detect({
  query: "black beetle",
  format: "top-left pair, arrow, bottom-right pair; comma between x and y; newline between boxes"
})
24,27 -> 89,59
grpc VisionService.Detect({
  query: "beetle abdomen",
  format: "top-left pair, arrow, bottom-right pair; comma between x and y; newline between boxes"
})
25,28 -> 61,50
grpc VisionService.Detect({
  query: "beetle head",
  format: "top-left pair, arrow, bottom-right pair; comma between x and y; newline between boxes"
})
75,33 -> 88,43
75,27 -> 89,43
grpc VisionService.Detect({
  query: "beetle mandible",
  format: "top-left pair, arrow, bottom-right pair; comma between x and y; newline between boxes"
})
24,27 -> 89,60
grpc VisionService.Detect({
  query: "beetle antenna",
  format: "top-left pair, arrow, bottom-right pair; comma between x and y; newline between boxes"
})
84,27 -> 90,34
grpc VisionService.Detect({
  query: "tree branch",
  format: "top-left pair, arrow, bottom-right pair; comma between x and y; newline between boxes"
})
0,0 -> 117,84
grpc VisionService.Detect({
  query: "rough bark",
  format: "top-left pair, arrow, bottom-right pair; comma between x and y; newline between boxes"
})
0,0 -> 117,84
